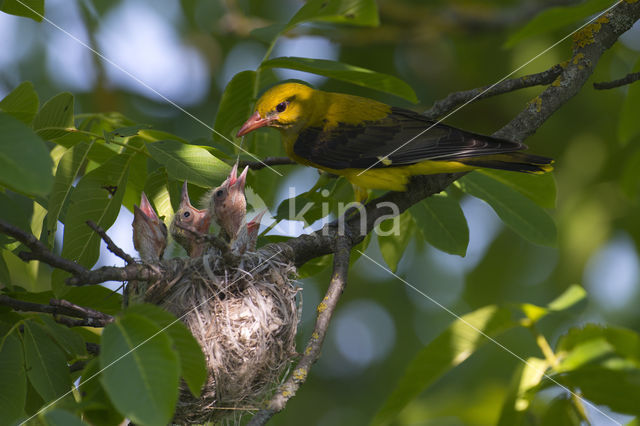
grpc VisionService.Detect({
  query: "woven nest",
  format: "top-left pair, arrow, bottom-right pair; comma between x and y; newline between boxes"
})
142,248 -> 301,424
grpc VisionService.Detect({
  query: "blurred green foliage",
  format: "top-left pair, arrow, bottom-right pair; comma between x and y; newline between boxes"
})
1,0 -> 640,424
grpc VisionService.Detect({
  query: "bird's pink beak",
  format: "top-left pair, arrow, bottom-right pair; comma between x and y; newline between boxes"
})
232,166 -> 248,192
138,192 -> 159,222
236,111 -> 272,137
180,181 -> 191,209
247,210 -> 266,232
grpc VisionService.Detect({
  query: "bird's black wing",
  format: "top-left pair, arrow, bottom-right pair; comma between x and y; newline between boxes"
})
293,107 -> 527,170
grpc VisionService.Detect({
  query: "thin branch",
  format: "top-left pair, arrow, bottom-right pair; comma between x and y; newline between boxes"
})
86,220 -> 135,265
249,237 -> 352,425
0,295 -> 114,327
0,219 -> 88,276
495,2 -> 640,143
423,64 -> 564,120
239,156 -> 296,170
65,262 -> 162,286
593,71 -> 640,90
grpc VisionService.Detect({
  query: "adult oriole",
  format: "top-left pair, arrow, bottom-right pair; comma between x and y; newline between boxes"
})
237,82 -> 553,200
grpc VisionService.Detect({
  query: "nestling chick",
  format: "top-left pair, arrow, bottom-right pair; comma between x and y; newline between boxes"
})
170,181 -> 211,257
232,210 -> 266,255
206,163 -> 248,241
132,192 -> 167,262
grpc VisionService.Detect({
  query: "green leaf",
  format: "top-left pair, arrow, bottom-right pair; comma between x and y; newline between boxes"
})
146,140 -> 230,188
548,285 -> 587,311
0,191 -> 34,248
125,304 -> 207,397
0,0 -> 44,22
497,357 -> 549,426
478,169 -> 556,209
54,152 -> 133,295
410,191 -> 469,256
38,315 -> 87,358
377,211 -> 414,272
41,409 -> 88,426
110,124 -> 152,138
59,154 -> 130,266
250,23 -> 287,44
556,324 -> 640,364
297,253 -> 332,278
0,331 -> 27,424
143,168 -> 174,227
286,0 -> 379,29
0,81 -> 39,125
372,305 -> 515,425
33,92 -> 75,140
519,284 -> 587,324
63,286 -> 122,317
504,0 -> 613,48
458,172 -> 557,246
620,146 -> 640,199
213,70 -> 257,146
540,396 -> 582,426
46,142 -> 93,246
0,112 -> 54,197
78,359 -> 124,426
618,58 -> 640,145
555,338 -> 615,373
23,321 -> 72,402
554,365 -> 640,415
260,57 -> 418,103
100,313 -> 180,426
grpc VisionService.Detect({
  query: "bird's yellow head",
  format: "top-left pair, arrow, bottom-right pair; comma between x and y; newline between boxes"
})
236,82 -> 317,137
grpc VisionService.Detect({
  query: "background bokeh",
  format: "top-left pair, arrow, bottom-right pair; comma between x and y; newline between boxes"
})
2,0 -> 639,424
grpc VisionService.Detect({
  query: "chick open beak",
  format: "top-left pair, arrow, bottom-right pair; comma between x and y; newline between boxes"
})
233,166 -> 248,192
138,192 -> 159,223
236,111 -> 272,137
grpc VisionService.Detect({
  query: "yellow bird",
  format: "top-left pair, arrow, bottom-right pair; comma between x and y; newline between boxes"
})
237,82 -> 553,200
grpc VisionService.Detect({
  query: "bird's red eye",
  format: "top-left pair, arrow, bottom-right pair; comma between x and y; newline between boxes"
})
276,101 -> 287,113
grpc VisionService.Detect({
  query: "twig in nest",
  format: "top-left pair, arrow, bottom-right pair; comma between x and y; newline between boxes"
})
248,237 -> 352,425
0,219 -> 88,276
86,220 -> 135,265
173,222 -> 241,266
593,71 -> 640,90
239,156 -> 296,170
423,64 -> 564,120
0,295 -> 114,327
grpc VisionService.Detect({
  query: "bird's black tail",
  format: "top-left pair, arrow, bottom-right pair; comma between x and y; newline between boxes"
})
460,152 -> 554,174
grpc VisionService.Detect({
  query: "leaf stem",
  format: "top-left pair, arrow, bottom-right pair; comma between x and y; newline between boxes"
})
529,324 -> 591,425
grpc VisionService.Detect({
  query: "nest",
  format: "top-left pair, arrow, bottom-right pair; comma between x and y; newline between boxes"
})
142,248 -> 301,424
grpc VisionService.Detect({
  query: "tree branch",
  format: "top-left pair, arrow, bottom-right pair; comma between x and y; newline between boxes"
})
0,295 -> 114,327
249,237 -> 352,425
239,156 -> 296,170
593,71 -> 640,89
0,219 -> 88,276
423,64 -> 564,120
86,220 -> 135,265
495,2 -> 640,142
65,262 -> 163,286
